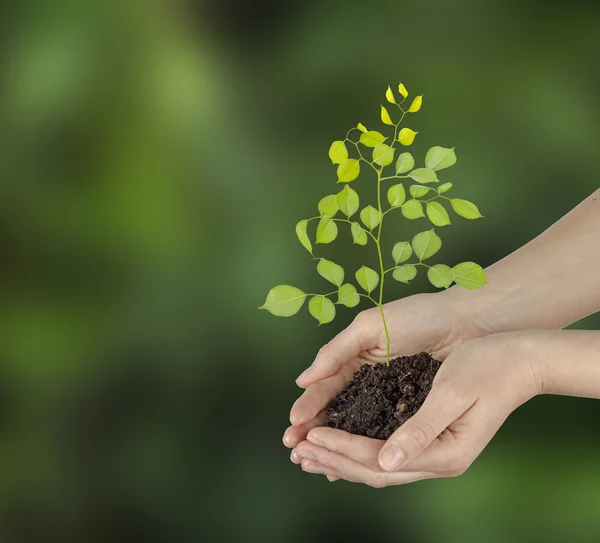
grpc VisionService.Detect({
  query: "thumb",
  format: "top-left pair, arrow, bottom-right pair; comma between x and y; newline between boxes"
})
378,383 -> 467,472
296,309 -> 381,388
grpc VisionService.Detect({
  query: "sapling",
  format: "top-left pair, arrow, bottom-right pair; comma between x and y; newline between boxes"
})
259,82 -> 488,366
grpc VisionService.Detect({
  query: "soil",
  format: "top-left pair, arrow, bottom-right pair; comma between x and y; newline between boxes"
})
325,352 -> 442,440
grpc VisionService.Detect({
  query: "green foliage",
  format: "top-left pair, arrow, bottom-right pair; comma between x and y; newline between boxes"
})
260,81 -> 488,364
259,285 -> 307,317
308,295 -> 336,324
337,185 -> 360,217
355,266 -> 379,293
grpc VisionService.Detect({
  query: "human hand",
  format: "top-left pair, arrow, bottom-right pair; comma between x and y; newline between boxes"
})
289,331 -> 542,486
283,288 -> 491,451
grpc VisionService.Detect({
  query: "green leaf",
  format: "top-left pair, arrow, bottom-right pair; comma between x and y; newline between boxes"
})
337,159 -> 360,183
295,220 -> 312,255
412,229 -> 442,261
438,182 -> 453,194
373,144 -> 395,167
351,222 -> 368,246
392,241 -> 413,264
425,146 -> 457,171
308,295 -> 336,325
316,217 -> 338,244
317,258 -> 345,287
337,283 -> 360,308
452,262 -> 488,290
396,152 -> 415,174
426,201 -> 451,227
450,198 -> 483,219
357,123 -> 368,133
427,264 -> 454,288
318,195 -> 339,217
336,185 -> 359,218
359,131 -> 387,147
408,168 -> 438,184
360,205 -> 381,230
410,185 -> 432,198
398,128 -> 418,146
259,285 -> 306,317
355,266 -> 379,294
401,199 -> 424,219
387,184 -> 406,207
329,141 -> 348,165
393,264 -> 417,284
381,105 -> 394,125
386,85 -> 396,104
408,95 -> 423,113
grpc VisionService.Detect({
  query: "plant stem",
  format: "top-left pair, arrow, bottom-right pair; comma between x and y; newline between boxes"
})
374,167 -> 391,365
373,109 -> 406,366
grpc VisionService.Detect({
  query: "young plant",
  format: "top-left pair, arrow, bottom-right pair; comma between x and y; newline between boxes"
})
259,82 -> 488,365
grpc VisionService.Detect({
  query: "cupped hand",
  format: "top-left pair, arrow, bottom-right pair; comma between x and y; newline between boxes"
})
289,331 -> 542,486
283,289 -> 489,451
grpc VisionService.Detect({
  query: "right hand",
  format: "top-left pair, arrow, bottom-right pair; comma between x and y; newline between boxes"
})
283,289 -> 491,450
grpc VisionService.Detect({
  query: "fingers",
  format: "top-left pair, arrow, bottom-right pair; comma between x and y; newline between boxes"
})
378,382 -> 471,472
296,309 -> 380,388
306,427 -> 384,471
290,364 -> 356,426
283,412 -> 326,448
295,441 -> 432,487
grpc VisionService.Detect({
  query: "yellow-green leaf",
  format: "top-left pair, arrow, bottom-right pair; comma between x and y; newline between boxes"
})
360,205 -> 381,230
318,194 -> 339,217
408,95 -> 423,113
450,198 -> 483,219
392,241 -> 412,264
408,168 -> 437,184
329,141 -> 348,165
309,295 -> 336,325
355,266 -> 379,294
351,222 -> 368,245
381,105 -> 393,126
412,229 -> 442,261
393,264 -> 417,284
357,123 -> 368,133
386,85 -> 396,104
387,184 -> 406,207
401,199 -> 424,219
337,283 -> 360,308
259,285 -> 306,317
396,152 -> 415,174
399,83 -> 408,98
426,201 -> 451,227
295,220 -> 312,255
337,159 -> 360,183
427,264 -> 454,289
425,146 -> 457,171
410,185 -> 432,198
452,262 -> 488,290
438,182 -> 453,194
316,217 -> 338,244
372,144 -> 395,167
336,185 -> 359,217
398,128 -> 418,146
360,131 -> 387,147
317,258 -> 345,287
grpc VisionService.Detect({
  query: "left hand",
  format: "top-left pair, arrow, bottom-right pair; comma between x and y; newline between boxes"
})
290,331 -> 542,487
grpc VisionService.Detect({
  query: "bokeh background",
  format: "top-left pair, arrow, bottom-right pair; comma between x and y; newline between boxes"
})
1,0 -> 599,541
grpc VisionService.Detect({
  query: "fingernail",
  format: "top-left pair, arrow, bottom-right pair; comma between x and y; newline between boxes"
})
296,366 -> 313,384
297,450 -> 317,461
379,443 -> 405,471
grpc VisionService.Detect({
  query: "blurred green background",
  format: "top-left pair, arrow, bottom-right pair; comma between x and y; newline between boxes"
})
1,0 -> 599,541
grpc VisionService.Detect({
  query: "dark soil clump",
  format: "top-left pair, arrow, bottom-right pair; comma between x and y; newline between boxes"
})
325,352 -> 442,440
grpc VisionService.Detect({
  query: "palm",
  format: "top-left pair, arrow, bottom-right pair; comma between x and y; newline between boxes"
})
284,292 -> 481,447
